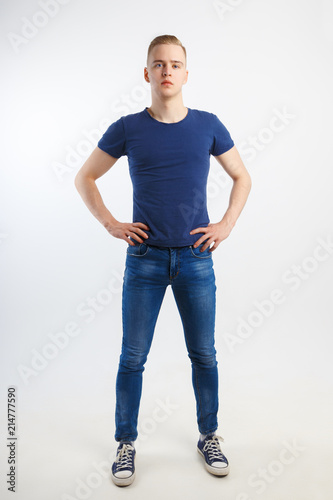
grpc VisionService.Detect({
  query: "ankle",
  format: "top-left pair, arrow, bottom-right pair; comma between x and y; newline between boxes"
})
119,440 -> 135,447
199,431 -> 216,441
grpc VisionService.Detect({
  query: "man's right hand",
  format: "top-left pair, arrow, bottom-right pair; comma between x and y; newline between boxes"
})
105,221 -> 150,245
74,149 -> 151,246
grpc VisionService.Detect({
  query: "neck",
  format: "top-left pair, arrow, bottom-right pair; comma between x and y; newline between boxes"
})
147,95 -> 187,123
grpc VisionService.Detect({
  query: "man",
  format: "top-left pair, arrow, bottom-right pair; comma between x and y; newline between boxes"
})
74,34 -> 251,487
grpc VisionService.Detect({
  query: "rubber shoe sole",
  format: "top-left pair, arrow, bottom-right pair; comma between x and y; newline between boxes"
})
197,447 -> 230,476
111,469 -> 136,487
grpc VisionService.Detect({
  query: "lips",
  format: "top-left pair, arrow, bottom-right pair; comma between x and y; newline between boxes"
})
161,81 -> 173,85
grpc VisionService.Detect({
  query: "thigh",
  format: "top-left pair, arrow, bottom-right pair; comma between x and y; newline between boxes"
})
171,245 -> 217,356
122,242 -> 168,352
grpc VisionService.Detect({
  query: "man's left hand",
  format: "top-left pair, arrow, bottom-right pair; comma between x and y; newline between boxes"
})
189,221 -> 233,252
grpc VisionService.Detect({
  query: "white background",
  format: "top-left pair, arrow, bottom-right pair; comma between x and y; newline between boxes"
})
1,0 -> 332,499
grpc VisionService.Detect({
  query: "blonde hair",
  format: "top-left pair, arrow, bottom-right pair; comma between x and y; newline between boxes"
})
147,35 -> 187,66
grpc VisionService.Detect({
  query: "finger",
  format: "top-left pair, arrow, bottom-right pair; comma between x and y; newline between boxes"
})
133,222 -> 150,230
132,227 -> 149,239
126,231 -> 143,243
189,227 -> 206,235
208,241 -> 218,252
130,229 -> 151,243
125,235 -> 136,246
200,238 -> 214,252
202,242 -> 216,252
193,239 -> 204,248
193,234 -> 212,248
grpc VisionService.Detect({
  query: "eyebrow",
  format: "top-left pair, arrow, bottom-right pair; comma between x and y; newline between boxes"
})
152,59 -> 184,66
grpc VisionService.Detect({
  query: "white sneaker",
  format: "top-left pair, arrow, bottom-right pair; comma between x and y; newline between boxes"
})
111,441 -> 136,486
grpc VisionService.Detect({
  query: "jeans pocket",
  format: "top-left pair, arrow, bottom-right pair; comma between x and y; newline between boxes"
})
126,241 -> 150,257
190,243 -> 212,259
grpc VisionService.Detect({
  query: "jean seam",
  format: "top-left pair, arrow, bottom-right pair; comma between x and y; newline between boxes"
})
126,243 -> 150,257
118,244 -> 217,441
190,244 -> 212,259
169,247 -> 181,279
193,362 -> 204,432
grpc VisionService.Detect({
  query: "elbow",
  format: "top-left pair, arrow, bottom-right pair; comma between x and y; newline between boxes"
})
247,171 -> 252,192
74,172 -> 80,191
74,170 -> 85,192
74,171 -> 95,193
234,169 -> 252,192
241,168 -> 252,193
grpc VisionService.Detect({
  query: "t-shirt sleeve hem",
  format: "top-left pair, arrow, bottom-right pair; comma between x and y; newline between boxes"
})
97,144 -> 122,159
212,142 -> 235,157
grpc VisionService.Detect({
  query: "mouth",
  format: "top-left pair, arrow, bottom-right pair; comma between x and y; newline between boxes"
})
161,81 -> 173,86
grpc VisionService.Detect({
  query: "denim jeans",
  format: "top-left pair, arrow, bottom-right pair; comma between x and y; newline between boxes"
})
115,240 -> 219,442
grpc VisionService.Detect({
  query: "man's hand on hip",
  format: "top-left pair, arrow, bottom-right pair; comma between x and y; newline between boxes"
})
105,221 -> 150,245
189,221 -> 233,253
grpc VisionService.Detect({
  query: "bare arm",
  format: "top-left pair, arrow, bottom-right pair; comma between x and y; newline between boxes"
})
74,147 -> 150,245
190,145 -> 252,252
213,145 -> 252,230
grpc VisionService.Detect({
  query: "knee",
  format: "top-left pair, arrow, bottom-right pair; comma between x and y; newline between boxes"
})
189,351 -> 218,369
119,348 -> 148,372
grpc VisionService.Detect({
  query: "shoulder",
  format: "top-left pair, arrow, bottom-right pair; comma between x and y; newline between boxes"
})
190,108 -> 215,118
117,109 -> 147,124
189,108 -> 220,124
108,109 -> 147,132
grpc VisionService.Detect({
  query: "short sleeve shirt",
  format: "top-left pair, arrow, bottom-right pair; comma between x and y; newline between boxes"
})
97,107 -> 234,247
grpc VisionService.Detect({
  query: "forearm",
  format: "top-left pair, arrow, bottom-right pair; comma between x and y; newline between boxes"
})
219,172 -> 252,229
74,174 -> 117,230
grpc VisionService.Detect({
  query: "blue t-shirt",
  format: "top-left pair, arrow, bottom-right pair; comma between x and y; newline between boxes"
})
97,107 -> 234,247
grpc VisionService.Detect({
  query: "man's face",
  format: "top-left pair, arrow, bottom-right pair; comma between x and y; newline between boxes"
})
144,44 -> 188,99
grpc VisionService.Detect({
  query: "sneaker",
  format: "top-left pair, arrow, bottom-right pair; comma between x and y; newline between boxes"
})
197,434 -> 230,476
111,441 -> 136,486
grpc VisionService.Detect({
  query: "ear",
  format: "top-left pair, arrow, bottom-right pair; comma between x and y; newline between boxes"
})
144,67 -> 150,83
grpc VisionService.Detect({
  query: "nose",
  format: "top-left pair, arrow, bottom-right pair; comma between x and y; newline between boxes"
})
163,65 -> 172,76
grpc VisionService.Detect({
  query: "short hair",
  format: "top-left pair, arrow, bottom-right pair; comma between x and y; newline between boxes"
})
147,34 -> 187,67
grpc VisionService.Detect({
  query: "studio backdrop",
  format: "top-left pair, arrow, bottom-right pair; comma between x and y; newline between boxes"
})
1,0 -> 332,499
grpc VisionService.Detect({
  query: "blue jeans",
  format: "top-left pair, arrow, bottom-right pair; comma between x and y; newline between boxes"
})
115,240 -> 219,442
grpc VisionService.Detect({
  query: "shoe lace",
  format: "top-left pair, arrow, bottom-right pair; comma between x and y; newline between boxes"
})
203,434 -> 225,460
115,443 -> 134,470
